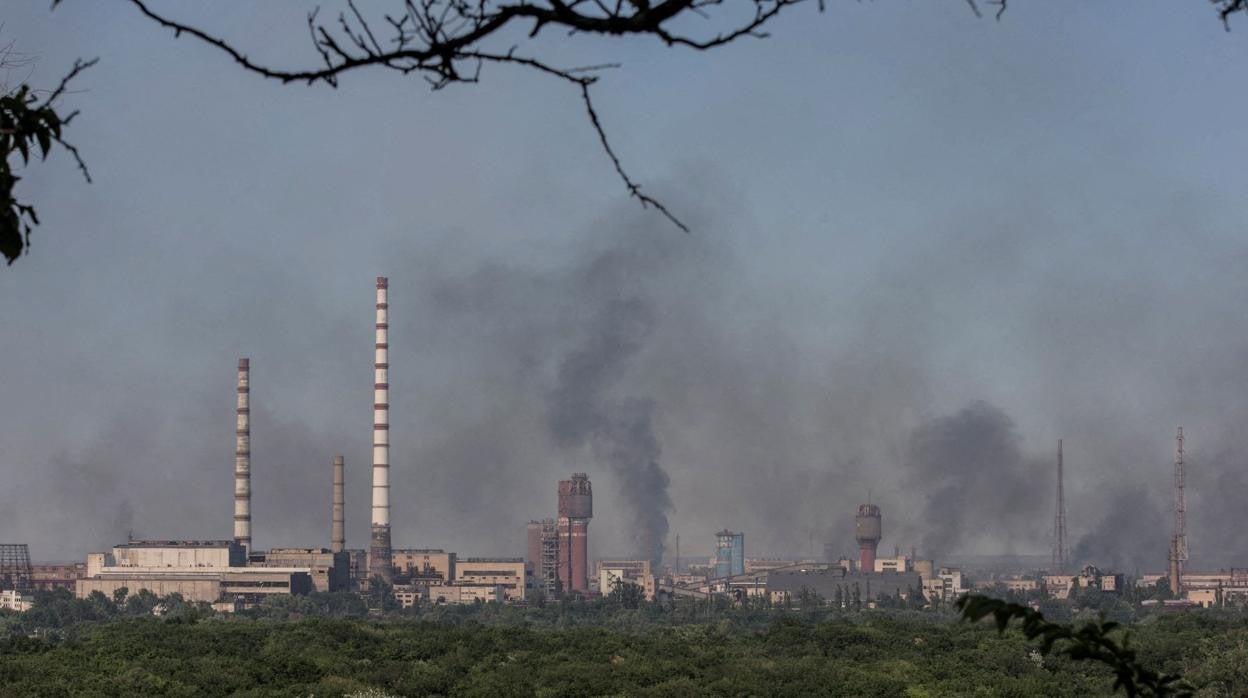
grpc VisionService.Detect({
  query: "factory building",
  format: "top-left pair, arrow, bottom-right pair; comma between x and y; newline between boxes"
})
393,549 -> 456,584
767,568 -> 922,607
251,548 -> 349,593
597,559 -> 655,600
557,474 -> 592,595
526,519 -> 560,599
78,541 -> 313,604
455,558 -> 525,602
873,555 -> 910,574
0,590 -> 32,612
715,530 -> 745,578
29,562 -> 87,592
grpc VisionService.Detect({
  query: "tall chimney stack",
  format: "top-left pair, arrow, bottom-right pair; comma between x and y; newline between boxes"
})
234,358 -> 252,552
369,277 -> 393,582
332,455 -> 345,554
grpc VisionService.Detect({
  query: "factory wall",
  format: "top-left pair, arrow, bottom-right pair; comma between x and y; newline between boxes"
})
455,558 -> 525,601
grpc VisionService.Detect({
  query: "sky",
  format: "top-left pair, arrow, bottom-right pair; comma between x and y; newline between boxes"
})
2,2 -> 1247,572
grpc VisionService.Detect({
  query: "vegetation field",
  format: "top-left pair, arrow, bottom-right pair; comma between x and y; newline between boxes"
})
3,592 -> 1248,697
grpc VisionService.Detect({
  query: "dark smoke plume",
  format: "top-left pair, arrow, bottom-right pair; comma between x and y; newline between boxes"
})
904,401 -> 1047,559
547,297 -> 672,566
1073,486 -> 1166,574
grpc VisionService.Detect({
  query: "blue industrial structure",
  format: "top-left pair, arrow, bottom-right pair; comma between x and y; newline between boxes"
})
715,530 -> 745,578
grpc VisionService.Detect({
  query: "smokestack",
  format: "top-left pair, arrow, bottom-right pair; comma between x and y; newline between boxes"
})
557,473 -> 592,594
332,455 -> 345,554
855,503 -> 881,573
234,358 -> 252,552
369,277 -> 393,582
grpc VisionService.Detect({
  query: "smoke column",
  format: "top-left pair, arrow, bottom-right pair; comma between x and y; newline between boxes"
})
547,297 -> 672,567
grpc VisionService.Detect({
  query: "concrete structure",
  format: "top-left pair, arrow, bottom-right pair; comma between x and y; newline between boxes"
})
874,555 -> 910,574
393,549 -> 456,583
234,358 -> 252,552
29,562 -> 86,592
557,473 -> 592,594
78,540 -> 310,604
78,568 -> 312,604
715,530 -> 745,578
425,582 -> 505,606
254,548 -> 349,593
345,549 -> 369,587
855,504 -> 882,573
526,519 -> 560,598
596,559 -> 655,600
456,558 -> 525,601
332,455 -> 345,554
0,589 -> 32,612
1043,574 -> 1075,599
109,540 -> 245,569
370,276 -> 393,582
767,568 -> 921,606
0,544 -> 33,593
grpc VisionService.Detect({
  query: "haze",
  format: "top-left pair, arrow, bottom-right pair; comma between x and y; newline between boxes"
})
3,2 -> 1247,574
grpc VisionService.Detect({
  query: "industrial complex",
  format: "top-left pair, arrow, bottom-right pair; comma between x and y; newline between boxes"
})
2,276 -> 1245,615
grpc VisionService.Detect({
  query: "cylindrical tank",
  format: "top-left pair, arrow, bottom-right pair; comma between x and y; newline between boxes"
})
557,473 -> 593,519
855,504 -> 882,573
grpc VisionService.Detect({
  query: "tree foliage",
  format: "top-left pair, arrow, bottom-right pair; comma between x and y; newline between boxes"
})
957,593 -> 1191,698
0,54 -> 94,264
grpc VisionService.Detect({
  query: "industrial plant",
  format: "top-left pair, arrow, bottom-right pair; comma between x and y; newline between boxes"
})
2,276 -> 1246,615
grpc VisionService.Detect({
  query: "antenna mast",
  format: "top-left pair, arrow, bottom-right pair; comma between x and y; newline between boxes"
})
1052,439 -> 1068,573
1169,427 -> 1187,596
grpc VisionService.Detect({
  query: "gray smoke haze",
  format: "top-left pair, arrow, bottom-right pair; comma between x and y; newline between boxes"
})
903,401 -> 1047,560
547,297 -> 671,566
6,3 -> 1248,575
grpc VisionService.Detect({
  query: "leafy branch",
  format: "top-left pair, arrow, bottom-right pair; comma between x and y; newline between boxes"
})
957,594 -> 1192,698
1,57 -> 96,265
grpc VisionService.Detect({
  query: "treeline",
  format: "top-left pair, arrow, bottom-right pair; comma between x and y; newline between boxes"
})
2,596 -> 1248,696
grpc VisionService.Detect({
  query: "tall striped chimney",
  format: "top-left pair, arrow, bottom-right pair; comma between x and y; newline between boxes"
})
369,277 -> 393,582
332,455 -> 345,554
234,358 -> 252,551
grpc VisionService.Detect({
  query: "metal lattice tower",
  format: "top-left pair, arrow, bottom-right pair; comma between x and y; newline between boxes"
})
1172,427 -> 1188,580
0,544 -> 33,593
538,519 -> 560,597
1052,439 -> 1069,573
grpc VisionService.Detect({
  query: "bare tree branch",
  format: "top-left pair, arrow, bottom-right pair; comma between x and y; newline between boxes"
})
119,0 -> 815,232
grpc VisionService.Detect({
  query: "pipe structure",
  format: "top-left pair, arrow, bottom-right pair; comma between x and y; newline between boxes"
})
369,277 -> 393,582
233,358 -> 252,552
332,455 -> 345,554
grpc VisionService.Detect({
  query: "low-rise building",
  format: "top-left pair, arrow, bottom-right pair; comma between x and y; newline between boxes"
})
0,589 -> 32,612
874,555 -> 910,574
418,582 -> 505,606
455,558 -> 525,601
254,548 -> 349,593
767,568 -> 922,607
597,560 -> 655,600
29,563 -> 87,592
393,549 -> 456,584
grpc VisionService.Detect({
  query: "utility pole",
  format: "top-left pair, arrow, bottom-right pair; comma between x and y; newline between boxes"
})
1052,439 -> 1068,573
